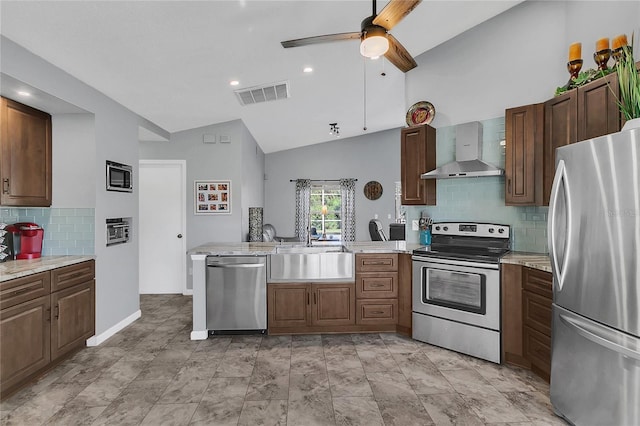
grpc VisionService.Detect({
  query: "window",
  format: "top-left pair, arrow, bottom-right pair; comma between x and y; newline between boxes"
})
310,184 -> 341,240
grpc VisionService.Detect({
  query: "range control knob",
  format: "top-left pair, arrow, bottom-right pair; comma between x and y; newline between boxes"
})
435,226 -> 441,231
488,228 -> 495,233
498,228 -> 505,234
443,226 -> 449,231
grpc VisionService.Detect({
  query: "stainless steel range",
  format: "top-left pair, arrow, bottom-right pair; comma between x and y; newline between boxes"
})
412,222 -> 511,363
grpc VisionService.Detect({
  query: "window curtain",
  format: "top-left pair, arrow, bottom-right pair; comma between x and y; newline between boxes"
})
294,179 -> 311,242
340,178 -> 356,242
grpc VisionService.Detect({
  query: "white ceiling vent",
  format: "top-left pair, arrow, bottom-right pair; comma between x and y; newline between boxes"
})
235,81 -> 290,106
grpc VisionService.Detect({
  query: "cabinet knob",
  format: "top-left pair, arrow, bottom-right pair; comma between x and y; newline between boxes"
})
177,234 -> 183,239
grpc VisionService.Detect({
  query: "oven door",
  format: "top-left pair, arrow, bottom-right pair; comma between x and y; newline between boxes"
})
412,256 -> 500,331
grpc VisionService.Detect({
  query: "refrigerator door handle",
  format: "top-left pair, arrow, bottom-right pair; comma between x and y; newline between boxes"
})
560,313 -> 640,361
548,159 -> 572,291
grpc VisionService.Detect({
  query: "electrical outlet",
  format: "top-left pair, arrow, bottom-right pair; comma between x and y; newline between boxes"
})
387,214 -> 392,219
412,220 -> 419,231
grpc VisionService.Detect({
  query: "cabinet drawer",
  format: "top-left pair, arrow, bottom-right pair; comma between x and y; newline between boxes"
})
356,273 -> 397,299
523,267 -> 552,299
0,272 -> 51,310
356,254 -> 398,272
524,325 -> 551,377
356,299 -> 398,325
523,290 -> 552,337
51,261 -> 95,292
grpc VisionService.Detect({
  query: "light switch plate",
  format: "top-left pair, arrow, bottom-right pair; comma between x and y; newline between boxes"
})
412,220 -> 419,231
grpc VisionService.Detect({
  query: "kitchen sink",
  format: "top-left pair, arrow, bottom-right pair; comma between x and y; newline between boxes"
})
269,246 -> 353,282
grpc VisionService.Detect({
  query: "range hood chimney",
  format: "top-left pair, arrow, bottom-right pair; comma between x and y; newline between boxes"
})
421,121 -> 504,179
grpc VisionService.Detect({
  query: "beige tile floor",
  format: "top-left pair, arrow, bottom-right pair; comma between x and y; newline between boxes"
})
0,295 -> 568,425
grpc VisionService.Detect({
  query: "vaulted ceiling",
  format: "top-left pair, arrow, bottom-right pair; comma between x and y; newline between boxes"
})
1,1 -> 521,153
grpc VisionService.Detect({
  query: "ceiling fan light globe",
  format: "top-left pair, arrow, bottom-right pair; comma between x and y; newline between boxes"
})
360,35 -> 389,58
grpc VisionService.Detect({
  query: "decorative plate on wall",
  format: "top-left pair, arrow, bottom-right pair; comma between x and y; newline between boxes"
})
363,181 -> 383,200
406,101 -> 436,126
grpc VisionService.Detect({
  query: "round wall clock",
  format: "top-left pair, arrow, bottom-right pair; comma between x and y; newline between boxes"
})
363,181 -> 383,200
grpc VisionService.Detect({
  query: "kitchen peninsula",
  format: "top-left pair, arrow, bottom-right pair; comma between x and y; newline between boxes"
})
188,241 -> 419,339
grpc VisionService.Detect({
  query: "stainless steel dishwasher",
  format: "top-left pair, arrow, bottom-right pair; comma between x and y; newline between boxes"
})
206,255 -> 266,333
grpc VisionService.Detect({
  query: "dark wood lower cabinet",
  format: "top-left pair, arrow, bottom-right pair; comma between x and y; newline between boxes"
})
502,264 -> 552,382
0,296 -> 51,394
51,281 -> 95,361
312,284 -> 355,327
0,260 -> 95,399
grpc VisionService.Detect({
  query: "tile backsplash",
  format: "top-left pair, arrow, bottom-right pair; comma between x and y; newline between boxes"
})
404,117 -> 549,253
0,208 -> 95,255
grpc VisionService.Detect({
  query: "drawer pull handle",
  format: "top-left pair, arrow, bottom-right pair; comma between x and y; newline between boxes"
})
12,287 -> 31,295
370,284 -> 385,287
372,311 -> 385,315
54,305 -> 59,319
2,178 -> 9,194
70,272 -> 83,279
366,261 -> 387,265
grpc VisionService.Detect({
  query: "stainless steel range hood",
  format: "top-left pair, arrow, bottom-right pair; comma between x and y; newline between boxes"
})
421,121 -> 504,179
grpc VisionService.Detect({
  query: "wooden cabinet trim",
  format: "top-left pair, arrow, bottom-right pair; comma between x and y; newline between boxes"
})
356,299 -> 398,325
523,325 -> 551,380
356,272 -> 398,299
523,267 -> 553,299
311,283 -> 356,327
523,290 -> 552,337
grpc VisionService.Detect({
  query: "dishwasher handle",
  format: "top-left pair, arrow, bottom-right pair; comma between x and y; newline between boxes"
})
207,263 -> 264,269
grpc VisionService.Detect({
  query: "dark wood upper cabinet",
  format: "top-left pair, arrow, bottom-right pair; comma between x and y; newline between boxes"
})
543,91 -> 577,204
401,125 -> 436,205
0,97 -> 52,207
576,72 -> 620,141
505,104 -> 544,206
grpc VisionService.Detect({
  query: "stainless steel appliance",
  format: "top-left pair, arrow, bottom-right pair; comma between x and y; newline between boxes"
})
106,160 -> 133,192
412,222 -> 510,363
548,126 -> 640,425
206,255 -> 267,333
106,218 -> 130,246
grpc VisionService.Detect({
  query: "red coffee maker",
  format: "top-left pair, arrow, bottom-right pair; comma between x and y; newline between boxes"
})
6,222 -> 44,260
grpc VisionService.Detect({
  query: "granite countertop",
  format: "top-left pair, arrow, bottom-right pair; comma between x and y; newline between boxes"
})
501,252 -> 551,273
188,241 -> 420,256
0,255 -> 95,282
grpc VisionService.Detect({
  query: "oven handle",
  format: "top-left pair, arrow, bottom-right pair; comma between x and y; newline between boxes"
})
411,256 -> 500,270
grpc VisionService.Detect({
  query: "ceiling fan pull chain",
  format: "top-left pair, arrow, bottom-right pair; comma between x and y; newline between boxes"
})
363,57 -> 367,131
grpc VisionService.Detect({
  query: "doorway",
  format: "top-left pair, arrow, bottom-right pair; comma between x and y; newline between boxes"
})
139,160 -> 187,294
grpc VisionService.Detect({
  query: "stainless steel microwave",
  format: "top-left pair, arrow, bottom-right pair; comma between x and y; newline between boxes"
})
106,218 -> 130,246
106,160 -> 132,192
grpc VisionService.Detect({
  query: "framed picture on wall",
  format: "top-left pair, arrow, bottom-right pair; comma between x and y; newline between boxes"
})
194,180 -> 232,215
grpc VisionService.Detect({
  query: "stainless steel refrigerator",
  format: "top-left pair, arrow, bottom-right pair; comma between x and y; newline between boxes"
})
548,125 -> 640,425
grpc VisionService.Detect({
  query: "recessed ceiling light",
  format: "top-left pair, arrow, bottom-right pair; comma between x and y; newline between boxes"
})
230,80 -> 240,86
303,67 -> 313,73
17,91 -> 31,97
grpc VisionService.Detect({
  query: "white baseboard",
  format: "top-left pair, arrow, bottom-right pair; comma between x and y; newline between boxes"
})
191,330 -> 208,340
86,309 -> 142,347
183,289 -> 193,296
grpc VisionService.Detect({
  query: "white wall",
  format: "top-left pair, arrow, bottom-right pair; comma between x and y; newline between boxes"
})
240,123 -> 265,240
2,36 -> 142,337
406,1 -> 640,128
51,113 -> 96,208
264,128 -> 401,241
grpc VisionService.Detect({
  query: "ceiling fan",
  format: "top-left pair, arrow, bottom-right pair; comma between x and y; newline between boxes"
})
281,0 -> 422,73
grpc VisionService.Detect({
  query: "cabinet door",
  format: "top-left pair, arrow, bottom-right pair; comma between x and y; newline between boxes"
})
577,73 -> 620,141
505,104 -> 544,205
501,263 -> 529,368
51,281 -> 95,361
0,97 -> 52,206
311,283 -> 355,326
0,296 -> 51,394
544,92 -> 577,204
396,253 -> 412,333
401,125 -> 436,205
267,283 -> 310,328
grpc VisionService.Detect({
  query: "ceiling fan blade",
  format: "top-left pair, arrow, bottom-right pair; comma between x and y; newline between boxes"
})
373,0 -> 422,30
281,32 -> 361,48
384,34 -> 417,73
